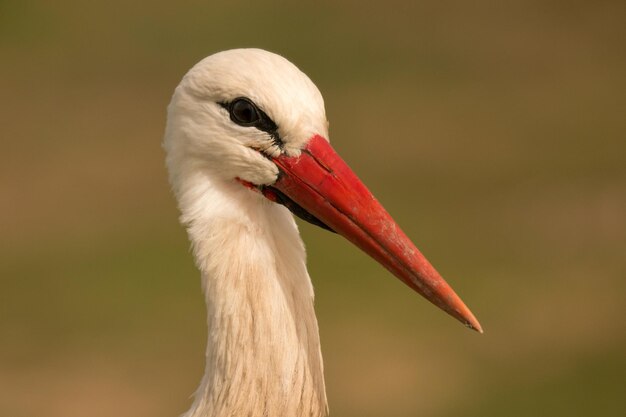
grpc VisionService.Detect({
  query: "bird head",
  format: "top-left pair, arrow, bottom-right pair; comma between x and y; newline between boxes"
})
164,48 -> 482,333
164,48 -> 327,190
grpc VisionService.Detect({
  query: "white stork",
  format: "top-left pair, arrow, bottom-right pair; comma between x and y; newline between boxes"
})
163,48 -> 481,417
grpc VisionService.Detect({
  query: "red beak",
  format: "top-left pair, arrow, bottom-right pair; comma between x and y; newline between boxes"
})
266,135 -> 482,333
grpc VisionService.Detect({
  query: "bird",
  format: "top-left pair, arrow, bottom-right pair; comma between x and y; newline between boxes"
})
163,48 -> 482,417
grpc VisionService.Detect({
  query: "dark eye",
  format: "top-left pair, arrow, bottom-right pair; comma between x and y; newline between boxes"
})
230,98 -> 260,126
219,97 -> 284,150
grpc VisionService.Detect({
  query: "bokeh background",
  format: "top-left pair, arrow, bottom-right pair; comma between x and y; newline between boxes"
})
1,1 -> 625,416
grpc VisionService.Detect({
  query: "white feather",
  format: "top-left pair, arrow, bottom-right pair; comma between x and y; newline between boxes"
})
164,49 -> 330,417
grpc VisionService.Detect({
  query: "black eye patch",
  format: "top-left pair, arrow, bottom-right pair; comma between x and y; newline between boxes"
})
220,97 -> 283,149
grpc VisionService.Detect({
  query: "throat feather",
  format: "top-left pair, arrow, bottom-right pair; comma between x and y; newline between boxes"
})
183,201 -> 327,417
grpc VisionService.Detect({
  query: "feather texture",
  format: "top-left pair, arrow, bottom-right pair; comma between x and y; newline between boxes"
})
164,49 -> 330,417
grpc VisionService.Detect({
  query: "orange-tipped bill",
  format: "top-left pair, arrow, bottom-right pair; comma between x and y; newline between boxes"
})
259,135 -> 482,332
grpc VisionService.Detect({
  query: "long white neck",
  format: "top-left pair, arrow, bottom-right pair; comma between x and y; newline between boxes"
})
180,176 -> 328,417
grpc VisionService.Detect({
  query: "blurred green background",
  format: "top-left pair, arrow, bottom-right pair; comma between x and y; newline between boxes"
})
1,1 -> 625,416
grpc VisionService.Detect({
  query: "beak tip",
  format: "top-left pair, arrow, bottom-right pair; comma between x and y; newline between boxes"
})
464,312 -> 483,334
469,321 -> 484,334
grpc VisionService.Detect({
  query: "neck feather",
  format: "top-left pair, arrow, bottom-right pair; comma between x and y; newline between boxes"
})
180,178 -> 328,417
